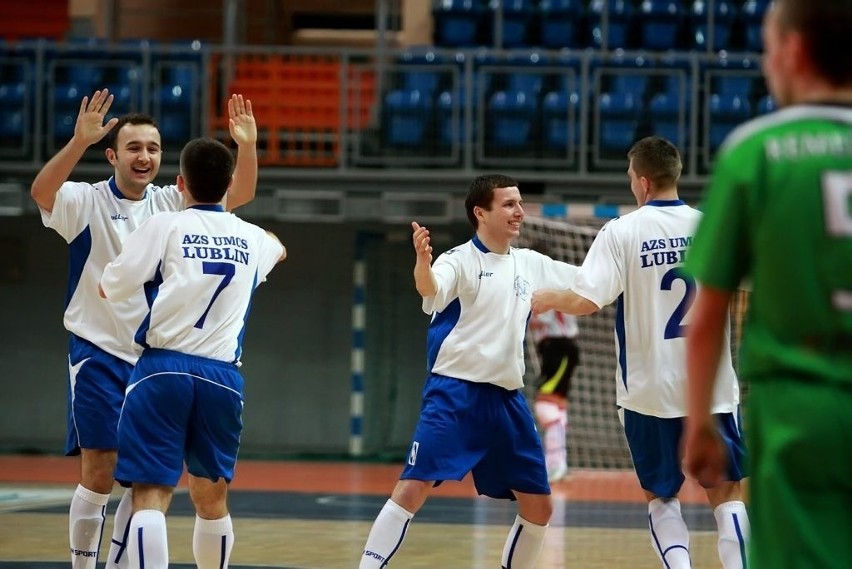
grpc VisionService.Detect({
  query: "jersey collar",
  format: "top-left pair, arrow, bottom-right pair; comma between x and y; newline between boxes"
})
108,176 -> 147,200
646,199 -> 685,207
472,234 -> 490,253
188,204 -> 225,212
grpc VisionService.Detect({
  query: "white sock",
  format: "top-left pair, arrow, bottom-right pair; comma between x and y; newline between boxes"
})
105,488 -> 133,569
648,498 -> 691,569
501,514 -> 548,569
127,510 -> 168,569
69,484 -> 110,569
535,400 -> 568,473
714,501 -> 749,569
360,499 -> 414,568
193,514 -> 235,569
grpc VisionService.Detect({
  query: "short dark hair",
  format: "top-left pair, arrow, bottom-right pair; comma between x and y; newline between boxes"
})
628,136 -> 682,189
464,174 -> 518,229
106,113 -> 159,150
179,138 -> 235,203
776,0 -> 852,87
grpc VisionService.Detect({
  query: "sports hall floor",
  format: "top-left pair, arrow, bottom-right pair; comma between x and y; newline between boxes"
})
0,455 -> 724,568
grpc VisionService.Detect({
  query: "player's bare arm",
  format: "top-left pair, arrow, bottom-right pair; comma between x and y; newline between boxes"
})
412,221 -> 437,297
684,285 -> 733,488
31,89 -> 119,213
225,94 -> 258,211
532,288 -> 599,316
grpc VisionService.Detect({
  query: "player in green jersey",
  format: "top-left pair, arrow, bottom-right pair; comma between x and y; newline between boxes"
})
683,0 -> 852,568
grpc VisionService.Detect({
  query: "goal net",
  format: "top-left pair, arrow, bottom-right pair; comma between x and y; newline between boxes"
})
517,212 -> 750,471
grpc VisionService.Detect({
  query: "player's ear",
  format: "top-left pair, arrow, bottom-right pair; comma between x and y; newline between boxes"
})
176,174 -> 186,192
105,147 -> 117,165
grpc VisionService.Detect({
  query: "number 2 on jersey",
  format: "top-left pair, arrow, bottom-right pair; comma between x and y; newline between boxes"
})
660,267 -> 696,339
195,262 -> 236,329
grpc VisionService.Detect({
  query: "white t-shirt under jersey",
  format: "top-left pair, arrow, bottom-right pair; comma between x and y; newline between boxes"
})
572,200 -> 739,418
424,235 -> 578,391
40,178 -> 184,364
100,205 -> 283,364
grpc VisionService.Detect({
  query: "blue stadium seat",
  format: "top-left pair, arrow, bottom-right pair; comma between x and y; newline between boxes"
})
639,0 -> 684,50
542,91 -> 581,151
708,93 -> 751,151
157,111 -> 192,145
496,0 -> 538,48
649,92 -> 688,149
487,89 -> 538,149
742,0 -> 771,52
589,0 -> 635,49
605,51 -> 654,100
384,89 -> 433,147
53,111 -> 77,141
398,48 -> 443,94
538,0 -> 584,49
158,84 -> 193,110
756,94 -> 776,115
53,84 -> 87,109
690,0 -> 737,51
436,88 -> 470,146
657,51 -> 693,99
64,63 -> 104,88
712,55 -> 759,97
0,82 -> 26,105
598,90 -> 641,152
433,0 -> 484,47
505,50 -> 549,96
0,110 -> 25,140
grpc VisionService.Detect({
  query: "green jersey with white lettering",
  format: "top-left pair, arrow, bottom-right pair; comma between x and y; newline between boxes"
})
686,104 -> 852,385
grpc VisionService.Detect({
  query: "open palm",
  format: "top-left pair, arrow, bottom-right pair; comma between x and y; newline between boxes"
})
228,94 -> 256,146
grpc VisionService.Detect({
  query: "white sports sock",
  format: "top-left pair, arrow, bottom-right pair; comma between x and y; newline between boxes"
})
69,484 -> 110,569
105,488 -> 133,569
193,514 -> 235,569
648,498 -> 691,569
360,499 -> 414,568
127,509 -> 168,569
501,515 -> 548,569
714,501 -> 749,569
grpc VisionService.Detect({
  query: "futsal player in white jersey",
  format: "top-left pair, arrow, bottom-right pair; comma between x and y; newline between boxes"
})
98,137 -> 285,569
532,137 -> 749,569
360,174 -> 578,568
30,89 -> 258,569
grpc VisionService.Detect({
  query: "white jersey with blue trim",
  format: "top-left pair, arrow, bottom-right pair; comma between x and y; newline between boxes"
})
100,205 -> 283,364
39,178 -> 184,364
571,200 -> 739,418
423,235 -> 578,391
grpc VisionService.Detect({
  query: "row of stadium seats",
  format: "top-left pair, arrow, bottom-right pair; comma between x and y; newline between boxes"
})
387,48 -> 763,106
382,84 -> 774,153
434,0 -> 770,51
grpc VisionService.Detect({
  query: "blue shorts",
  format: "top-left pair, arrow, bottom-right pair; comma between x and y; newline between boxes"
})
622,408 -> 747,498
65,335 -> 133,455
401,374 -> 550,500
115,349 -> 244,487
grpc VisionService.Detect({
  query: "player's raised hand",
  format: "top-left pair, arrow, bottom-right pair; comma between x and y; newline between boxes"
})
228,94 -> 257,146
74,89 -> 119,146
411,221 -> 433,263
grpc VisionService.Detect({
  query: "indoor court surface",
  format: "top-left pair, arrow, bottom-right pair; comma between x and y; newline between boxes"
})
0,455 -> 725,568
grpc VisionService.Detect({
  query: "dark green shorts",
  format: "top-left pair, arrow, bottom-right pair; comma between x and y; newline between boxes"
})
747,378 -> 852,569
